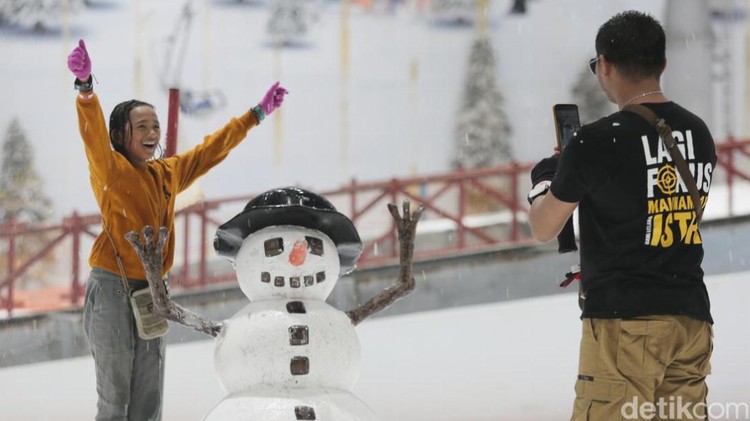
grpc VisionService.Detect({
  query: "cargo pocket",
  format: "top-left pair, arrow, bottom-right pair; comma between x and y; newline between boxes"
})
617,319 -> 675,377
572,377 -> 626,421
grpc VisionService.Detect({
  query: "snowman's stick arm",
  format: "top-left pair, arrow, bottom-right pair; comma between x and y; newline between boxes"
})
346,201 -> 424,326
125,226 -> 223,337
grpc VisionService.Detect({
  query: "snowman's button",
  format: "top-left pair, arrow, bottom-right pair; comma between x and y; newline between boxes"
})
274,276 -> 285,287
286,301 -> 306,313
289,325 -> 309,346
290,356 -> 310,375
261,272 -> 271,283
315,271 -> 325,283
295,406 -> 316,420
303,275 -> 314,286
290,276 -> 301,288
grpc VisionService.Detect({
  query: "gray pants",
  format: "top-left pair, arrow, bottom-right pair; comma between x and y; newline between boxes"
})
83,268 -> 165,421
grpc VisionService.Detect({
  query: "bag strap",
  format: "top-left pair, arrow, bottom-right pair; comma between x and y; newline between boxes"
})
622,104 -> 703,226
102,222 -> 131,295
99,166 -> 160,296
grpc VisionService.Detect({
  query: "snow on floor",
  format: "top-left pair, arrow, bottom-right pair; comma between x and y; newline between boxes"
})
0,271 -> 748,421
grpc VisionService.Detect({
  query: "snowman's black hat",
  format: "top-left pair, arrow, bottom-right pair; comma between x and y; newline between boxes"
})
213,187 -> 363,274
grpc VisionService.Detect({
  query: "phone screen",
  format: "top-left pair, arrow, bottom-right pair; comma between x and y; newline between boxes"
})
553,104 -> 581,150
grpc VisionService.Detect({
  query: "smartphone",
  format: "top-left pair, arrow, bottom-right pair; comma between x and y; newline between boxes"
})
553,104 -> 581,150
552,104 -> 580,253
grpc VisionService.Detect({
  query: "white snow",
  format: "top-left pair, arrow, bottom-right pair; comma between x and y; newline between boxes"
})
0,270 -> 747,421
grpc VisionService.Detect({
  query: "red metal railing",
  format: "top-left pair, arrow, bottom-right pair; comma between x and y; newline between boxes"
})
715,137 -> 750,215
2,138 -> 749,317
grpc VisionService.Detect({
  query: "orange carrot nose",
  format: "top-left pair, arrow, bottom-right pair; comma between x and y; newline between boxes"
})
288,239 -> 308,266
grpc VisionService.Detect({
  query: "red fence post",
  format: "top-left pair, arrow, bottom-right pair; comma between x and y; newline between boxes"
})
70,211 -> 82,305
6,218 -> 16,316
390,180 -> 399,259
166,88 -> 180,158
510,162 -> 520,241
457,169 -> 466,248
349,178 -> 357,224
199,204 -> 207,287
727,140 -> 734,217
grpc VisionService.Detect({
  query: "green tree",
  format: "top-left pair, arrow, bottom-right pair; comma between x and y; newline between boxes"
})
0,118 -> 52,224
454,35 -> 514,214
430,0 -> 475,24
0,0 -> 84,33
454,35 -> 513,169
267,0 -> 310,46
0,118 -> 54,290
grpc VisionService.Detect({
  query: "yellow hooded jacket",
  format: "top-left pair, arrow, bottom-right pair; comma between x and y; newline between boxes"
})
76,93 -> 257,281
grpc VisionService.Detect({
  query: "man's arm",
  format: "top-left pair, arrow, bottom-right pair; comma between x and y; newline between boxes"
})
528,191 -> 578,243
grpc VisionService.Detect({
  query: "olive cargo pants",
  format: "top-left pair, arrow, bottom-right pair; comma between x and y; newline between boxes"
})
571,315 -> 712,421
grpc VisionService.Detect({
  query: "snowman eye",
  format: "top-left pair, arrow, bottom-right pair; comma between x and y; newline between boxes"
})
305,236 -> 323,256
264,237 -> 284,257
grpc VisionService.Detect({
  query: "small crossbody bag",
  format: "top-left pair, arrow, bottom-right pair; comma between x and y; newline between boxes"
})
103,226 -> 169,340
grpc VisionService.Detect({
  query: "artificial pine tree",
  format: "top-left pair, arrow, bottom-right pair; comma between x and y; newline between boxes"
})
571,65 -> 616,125
0,0 -> 83,33
509,0 -> 526,15
266,0 -> 309,46
0,118 -> 54,289
454,35 -> 513,169
430,0 -> 475,24
0,119 -> 52,224
454,35 -> 514,214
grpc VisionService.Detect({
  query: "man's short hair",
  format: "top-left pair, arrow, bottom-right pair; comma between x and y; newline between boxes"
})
595,10 -> 666,80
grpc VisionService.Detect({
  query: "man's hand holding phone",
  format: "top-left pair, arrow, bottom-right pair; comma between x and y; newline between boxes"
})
535,103 -> 579,253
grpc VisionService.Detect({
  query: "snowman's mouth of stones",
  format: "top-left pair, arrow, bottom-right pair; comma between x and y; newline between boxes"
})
260,271 -> 326,288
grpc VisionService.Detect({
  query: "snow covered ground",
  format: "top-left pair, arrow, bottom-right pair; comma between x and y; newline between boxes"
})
0,270 -> 747,421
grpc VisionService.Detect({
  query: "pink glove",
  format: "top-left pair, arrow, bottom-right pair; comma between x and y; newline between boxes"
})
258,81 -> 289,116
67,39 -> 92,81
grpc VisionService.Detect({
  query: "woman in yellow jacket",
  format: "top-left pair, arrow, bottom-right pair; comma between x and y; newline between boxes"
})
67,39 -> 287,420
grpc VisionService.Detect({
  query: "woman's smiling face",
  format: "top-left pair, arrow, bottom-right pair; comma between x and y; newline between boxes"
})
124,105 -> 161,167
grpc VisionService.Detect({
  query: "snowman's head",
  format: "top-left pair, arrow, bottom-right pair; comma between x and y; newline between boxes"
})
214,187 -> 363,299
234,225 -> 339,300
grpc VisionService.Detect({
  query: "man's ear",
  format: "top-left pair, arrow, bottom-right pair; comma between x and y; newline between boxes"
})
599,56 -> 613,76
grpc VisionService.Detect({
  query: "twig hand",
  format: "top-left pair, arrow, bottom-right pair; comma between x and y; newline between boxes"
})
125,226 -> 168,276
347,200 -> 424,325
125,226 -> 223,337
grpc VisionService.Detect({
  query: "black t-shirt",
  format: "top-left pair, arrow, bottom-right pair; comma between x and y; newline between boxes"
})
551,102 -> 716,323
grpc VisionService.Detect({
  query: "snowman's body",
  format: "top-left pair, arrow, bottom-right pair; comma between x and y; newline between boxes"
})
204,224 -> 378,420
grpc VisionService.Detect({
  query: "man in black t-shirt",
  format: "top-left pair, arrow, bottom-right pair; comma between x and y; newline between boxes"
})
527,11 -> 715,420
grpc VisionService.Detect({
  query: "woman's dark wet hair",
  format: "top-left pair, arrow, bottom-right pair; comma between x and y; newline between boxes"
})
595,11 -> 666,80
109,99 -> 163,158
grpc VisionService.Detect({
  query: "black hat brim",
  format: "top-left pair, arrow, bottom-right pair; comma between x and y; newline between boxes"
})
214,205 -> 363,275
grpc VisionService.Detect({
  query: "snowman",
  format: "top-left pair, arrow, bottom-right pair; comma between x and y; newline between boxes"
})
126,186 -> 423,420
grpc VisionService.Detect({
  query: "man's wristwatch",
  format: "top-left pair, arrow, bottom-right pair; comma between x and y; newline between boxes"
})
527,180 -> 552,205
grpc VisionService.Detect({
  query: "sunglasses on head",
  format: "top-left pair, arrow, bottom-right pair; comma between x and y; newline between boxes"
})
589,57 -> 599,75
